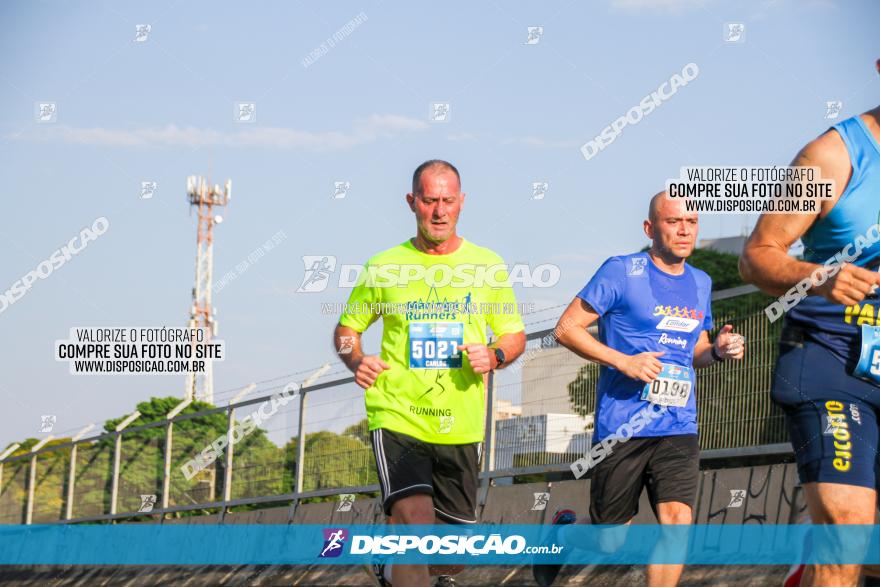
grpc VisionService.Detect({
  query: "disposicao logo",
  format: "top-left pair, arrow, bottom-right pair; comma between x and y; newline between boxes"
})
319,528 -> 348,558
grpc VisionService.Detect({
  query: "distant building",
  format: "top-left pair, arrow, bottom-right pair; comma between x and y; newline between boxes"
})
520,342 -> 593,417
493,413 -> 593,471
494,399 -> 521,421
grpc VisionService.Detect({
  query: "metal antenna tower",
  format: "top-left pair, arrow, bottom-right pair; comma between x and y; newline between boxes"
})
185,175 -> 231,404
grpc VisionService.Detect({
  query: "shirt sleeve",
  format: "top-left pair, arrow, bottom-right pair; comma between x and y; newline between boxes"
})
486,264 -> 525,338
702,275 -> 714,331
576,257 -> 626,315
337,263 -> 381,332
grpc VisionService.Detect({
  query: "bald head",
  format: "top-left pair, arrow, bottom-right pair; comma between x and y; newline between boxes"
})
644,189 -> 698,261
648,191 -> 668,223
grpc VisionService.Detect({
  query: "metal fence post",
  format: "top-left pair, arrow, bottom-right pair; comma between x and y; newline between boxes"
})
485,370 -> 497,477
65,443 -> 77,520
0,444 -> 20,522
223,406 -> 235,503
295,390 -> 307,494
110,431 -> 121,516
162,420 -> 173,512
219,384 -> 256,521
25,453 -> 36,525
162,398 -> 192,515
111,411 -> 141,517
25,437 -> 52,525
478,359 -> 496,511
64,425 -> 93,521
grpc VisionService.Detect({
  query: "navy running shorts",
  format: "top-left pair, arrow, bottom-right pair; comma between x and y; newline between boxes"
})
771,333 -> 880,490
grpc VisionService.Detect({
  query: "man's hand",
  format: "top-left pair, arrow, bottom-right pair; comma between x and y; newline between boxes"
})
459,343 -> 492,374
617,351 -> 665,383
353,355 -> 390,389
714,324 -> 745,361
814,263 -> 880,306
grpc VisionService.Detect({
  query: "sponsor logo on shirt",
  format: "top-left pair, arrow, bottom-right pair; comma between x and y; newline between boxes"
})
658,332 -> 688,348
653,305 -> 704,320
655,315 -> 700,333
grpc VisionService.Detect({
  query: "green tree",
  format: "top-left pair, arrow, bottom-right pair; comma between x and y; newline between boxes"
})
283,428 -> 377,493
342,418 -> 370,445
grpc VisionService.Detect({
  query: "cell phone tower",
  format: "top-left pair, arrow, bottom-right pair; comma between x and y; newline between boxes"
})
185,175 -> 231,404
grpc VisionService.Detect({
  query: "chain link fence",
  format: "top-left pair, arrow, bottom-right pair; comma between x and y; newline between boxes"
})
0,289 -> 790,524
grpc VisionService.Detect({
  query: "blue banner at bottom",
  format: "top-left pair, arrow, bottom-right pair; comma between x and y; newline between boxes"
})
1,524 -> 879,565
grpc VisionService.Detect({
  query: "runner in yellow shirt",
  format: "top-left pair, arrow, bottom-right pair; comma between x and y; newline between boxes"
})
334,160 -> 526,587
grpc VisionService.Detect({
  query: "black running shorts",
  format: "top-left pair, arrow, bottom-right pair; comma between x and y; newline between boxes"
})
589,434 -> 700,524
370,427 -> 481,524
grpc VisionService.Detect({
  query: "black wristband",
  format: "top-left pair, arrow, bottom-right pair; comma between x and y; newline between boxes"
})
711,345 -> 725,362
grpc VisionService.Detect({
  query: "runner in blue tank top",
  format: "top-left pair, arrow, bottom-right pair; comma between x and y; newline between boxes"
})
533,192 -> 745,587
741,59 -> 880,587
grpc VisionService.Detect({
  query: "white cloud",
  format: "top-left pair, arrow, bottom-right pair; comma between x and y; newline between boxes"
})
8,114 -> 428,150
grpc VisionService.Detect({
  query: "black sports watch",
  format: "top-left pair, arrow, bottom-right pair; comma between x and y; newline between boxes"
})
492,346 -> 506,368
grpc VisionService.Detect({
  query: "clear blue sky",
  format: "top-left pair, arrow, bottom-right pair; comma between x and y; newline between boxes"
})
1,0 -> 878,449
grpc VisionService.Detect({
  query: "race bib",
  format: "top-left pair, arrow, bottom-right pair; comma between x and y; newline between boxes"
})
641,363 -> 692,407
853,324 -> 880,384
409,322 -> 463,369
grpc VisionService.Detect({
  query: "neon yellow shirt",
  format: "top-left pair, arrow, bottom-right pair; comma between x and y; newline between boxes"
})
339,238 -> 525,444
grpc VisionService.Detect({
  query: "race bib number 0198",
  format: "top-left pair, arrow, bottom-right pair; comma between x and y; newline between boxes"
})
853,324 -> 880,385
641,363 -> 692,407
409,322 -> 463,369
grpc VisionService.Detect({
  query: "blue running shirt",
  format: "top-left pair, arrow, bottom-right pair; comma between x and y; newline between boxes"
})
786,115 -> 880,365
577,252 -> 713,441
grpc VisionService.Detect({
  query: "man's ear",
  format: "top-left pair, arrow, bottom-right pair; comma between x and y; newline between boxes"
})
643,219 -> 653,240
406,193 -> 416,212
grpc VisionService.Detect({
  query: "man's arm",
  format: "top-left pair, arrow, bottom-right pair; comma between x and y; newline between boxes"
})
490,331 -> 526,370
740,131 -> 880,304
554,297 -> 663,383
334,323 -> 388,389
334,324 -> 364,371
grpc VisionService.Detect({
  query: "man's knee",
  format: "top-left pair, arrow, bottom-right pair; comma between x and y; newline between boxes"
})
805,483 -> 876,525
809,563 -> 862,585
657,502 -> 693,525
390,493 -> 435,524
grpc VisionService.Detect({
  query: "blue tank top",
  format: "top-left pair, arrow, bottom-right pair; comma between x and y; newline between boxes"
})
786,115 -> 880,365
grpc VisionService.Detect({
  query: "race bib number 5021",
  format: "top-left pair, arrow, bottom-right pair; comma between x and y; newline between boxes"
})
409,322 -> 463,369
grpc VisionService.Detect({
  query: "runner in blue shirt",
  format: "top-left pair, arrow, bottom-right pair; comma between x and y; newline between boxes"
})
534,192 -> 745,587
